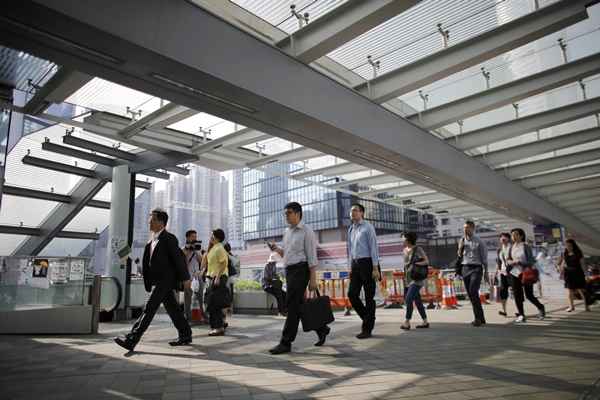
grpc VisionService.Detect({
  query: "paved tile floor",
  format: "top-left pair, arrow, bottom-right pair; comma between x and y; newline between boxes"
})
1,282 -> 599,400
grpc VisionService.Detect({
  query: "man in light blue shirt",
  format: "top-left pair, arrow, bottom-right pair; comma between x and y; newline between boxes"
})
347,203 -> 380,339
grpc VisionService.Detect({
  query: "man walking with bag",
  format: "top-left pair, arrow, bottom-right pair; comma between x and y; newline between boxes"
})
268,202 -> 331,355
114,209 -> 192,351
347,203 -> 380,339
457,220 -> 489,327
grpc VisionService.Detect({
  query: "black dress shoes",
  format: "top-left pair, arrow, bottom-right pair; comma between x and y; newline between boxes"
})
314,326 -> 331,347
356,331 -> 372,339
471,320 -> 484,327
169,337 -> 192,346
269,343 -> 291,355
114,336 -> 136,352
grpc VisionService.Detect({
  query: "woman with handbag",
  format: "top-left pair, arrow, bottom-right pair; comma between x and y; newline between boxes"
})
507,228 -> 545,323
203,229 -> 230,336
401,232 -> 430,330
560,239 -> 590,312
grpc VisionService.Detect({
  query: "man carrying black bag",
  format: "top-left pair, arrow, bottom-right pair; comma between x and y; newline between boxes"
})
268,202 -> 331,355
114,209 -> 192,351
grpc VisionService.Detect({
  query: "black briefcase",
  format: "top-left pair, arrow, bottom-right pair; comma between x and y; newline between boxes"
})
300,289 -> 335,332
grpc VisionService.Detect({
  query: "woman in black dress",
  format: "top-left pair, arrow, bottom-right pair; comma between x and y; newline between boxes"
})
560,239 -> 590,312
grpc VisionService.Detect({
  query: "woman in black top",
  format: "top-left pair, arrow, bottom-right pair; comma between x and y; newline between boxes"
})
560,239 -> 589,312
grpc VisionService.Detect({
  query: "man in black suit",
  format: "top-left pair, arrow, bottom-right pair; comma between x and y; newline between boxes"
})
114,209 -> 192,351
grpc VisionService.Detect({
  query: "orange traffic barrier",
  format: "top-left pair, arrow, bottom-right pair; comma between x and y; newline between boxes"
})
479,287 -> 490,305
441,277 -> 458,309
420,269 -> 442,309
191,296 -> 205,323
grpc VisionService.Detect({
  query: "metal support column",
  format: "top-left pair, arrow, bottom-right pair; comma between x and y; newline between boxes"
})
105,165 -> 136,320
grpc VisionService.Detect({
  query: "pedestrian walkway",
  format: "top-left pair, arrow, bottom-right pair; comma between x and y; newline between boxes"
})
1,288 -> 599,400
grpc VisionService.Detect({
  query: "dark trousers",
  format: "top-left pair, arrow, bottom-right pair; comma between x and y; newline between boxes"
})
348,258 -> 376,333
281,263 -> 327,346
128,282 -> 191,342
265,285 -> 287,314
511,274 -> 544,317
497,274 -> 509,301
462,265 -> 485,323
405,283 -> 427,321
206,277 -> 229,329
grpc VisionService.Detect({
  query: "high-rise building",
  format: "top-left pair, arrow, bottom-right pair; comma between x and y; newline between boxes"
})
241,162 -> 435,245
83,165 -> 230,273
228,168 -> 244,249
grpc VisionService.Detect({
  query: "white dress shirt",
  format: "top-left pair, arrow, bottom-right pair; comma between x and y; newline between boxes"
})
282,222 -> 318,269
150,229 -> 164,259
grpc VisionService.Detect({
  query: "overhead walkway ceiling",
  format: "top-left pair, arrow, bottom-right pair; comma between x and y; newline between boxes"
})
1,0 -> 600,253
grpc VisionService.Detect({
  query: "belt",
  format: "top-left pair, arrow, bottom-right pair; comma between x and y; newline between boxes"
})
285,261 -> 308,270
351,257 -> 372,264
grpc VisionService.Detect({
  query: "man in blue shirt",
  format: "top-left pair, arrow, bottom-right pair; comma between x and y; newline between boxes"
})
347,203 -> 381,339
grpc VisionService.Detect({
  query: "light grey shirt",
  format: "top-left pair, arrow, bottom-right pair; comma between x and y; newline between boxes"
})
460,235 -> 488,268
282,222 -> 318,269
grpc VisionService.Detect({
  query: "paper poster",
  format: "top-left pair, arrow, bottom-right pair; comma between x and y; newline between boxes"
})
32,259 -> 49,278
69,259 -> 85,281
18,259 -> 33,286
50,259 -> 69,283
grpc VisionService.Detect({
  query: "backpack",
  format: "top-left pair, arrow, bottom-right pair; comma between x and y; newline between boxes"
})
227,255 -> 240,276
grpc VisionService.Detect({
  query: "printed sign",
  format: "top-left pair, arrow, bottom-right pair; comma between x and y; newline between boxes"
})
69,259 -> 85,281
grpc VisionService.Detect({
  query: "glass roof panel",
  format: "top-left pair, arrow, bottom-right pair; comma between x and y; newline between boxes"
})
66,77 -> 164,118
328,0 -> 544,80
63,207 -> 110,233
0,234 -> 28,256
231,0 -> 348,34
167,112 -> 241,139
38,238 -> 93,257
0,196 -> 58,227
5,125 -> 93,194
0,46 -> 58,92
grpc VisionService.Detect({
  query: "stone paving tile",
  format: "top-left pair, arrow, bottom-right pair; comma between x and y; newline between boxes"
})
1,293 -> 598,400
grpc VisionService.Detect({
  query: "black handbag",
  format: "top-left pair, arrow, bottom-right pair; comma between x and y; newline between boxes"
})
408,246 -> 428,281
454,238 -> 465,276
205,275 -> 231,309
300,289 -> 335,332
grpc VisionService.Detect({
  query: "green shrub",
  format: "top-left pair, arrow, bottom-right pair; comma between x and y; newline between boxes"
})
234,279 -> 262,291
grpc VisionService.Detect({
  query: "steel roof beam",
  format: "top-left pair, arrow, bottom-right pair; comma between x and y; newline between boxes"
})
555,197 -> 600,209
63,135 -> 137,161
246,147 -> 323,169
567,203 -> 600,213
498,149 -> 600,180
13,173 -> 108,256
535,176 -> 600,196
292,161 -> 369,179
277,0 -> 421,63
8,0 -> 600,247
353,0 -> 595,103
22,155 -> 97,178
22,67 -> 93,115
0,225 -> 99,240
42,140 -> 117,167
119,102 -> 192,139
518,163 -> 600,189
329,174 -> 399,190
475,127 -> 600,166
409,53 -> 600,130
450,97 -> 600,151
191,128 -> 267,155
547,188 -> 600,203
2,184 -> 110,209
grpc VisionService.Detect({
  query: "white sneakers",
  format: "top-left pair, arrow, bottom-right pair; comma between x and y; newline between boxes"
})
514,315 -> 526,323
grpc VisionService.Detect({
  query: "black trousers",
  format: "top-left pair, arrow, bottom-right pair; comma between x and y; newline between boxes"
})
511,273 -> 543,317
206,276 -> 230,329
281,263 -> 327,346
128,282 -> 191,342
348,258 -> 376,333
462,264 -> 485,323
265,285 -> 287,314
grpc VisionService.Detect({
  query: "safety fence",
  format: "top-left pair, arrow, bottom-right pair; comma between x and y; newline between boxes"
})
314,268 -> 479,310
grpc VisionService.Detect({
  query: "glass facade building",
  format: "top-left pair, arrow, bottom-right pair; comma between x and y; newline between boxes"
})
242,162 -> 435,242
